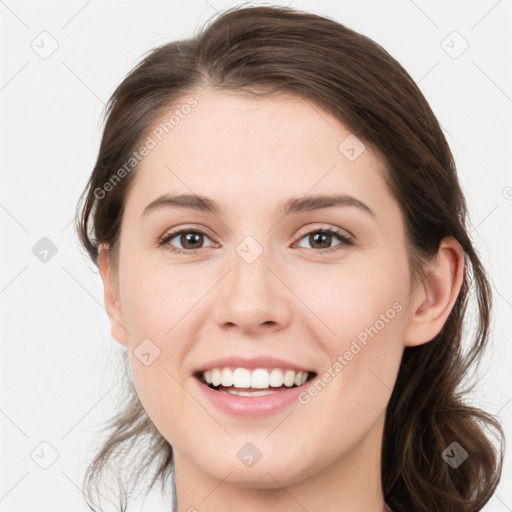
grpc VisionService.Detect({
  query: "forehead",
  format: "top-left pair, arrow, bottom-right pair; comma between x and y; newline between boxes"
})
160,88 -> 349,155
124,88 -> 395,222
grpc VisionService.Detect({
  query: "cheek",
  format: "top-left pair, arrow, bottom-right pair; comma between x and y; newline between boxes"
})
119,256 -> 197,338
118,261 -> 193,419
295,255 -> 407,414
128,355 -> 194,450
295,255 -> 408,353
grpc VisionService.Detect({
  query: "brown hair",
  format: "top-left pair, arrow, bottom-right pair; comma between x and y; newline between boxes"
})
76,5 -> 505,511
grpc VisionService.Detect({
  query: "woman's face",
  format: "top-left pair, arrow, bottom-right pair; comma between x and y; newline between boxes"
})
103,89 -> 422,488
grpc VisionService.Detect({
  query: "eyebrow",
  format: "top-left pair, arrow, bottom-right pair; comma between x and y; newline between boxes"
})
142,192 -> 375,218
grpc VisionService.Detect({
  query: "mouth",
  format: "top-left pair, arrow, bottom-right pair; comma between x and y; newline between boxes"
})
194,367 -> 318,397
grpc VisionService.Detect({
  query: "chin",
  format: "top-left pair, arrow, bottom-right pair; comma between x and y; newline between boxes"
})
183,444 -> 315,489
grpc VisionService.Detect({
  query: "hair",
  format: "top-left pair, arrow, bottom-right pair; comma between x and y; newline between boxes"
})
76,4 -> 505,512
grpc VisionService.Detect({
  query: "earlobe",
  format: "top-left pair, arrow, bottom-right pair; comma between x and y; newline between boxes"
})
98,244 -> 129,347
403,237 -> 465,347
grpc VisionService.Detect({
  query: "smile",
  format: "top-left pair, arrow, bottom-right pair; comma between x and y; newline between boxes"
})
198,367 -> 313,396
193,364 -> 317,416
193,356 -> 318,415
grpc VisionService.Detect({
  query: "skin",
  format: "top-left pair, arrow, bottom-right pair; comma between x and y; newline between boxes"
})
98,88 -> 464,512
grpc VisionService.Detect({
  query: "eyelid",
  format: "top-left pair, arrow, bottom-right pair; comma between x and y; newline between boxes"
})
158,222 -> 356,254
158,224 -> 215,242
292,227 -> 354,253
159,223 -> 353,242
158,226 -> 218,249
295,223 -> 354,241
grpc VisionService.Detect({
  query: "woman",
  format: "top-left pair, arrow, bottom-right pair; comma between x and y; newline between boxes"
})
76,5 -> 504,511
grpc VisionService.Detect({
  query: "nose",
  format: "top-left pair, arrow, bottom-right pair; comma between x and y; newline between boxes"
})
211,242 -> 292,335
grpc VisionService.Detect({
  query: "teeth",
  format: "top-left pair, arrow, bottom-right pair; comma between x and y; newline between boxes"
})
233,368 -> 251,388
227,389 -> 276,396
211,368 -> 222,387
269,368 -> 283,387
251,369 -> 269,389
283,369 -> 295,387
221,368 -> 234,387
201,367 -> 309,389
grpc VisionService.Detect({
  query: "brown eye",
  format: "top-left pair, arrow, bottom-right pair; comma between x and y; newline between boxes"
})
159,229 -> 215,254
295,228 -> 354,252
308,232 -> 333,249
177,232 -> 204,249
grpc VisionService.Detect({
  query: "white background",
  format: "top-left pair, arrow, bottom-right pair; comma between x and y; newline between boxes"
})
0,0 -> 511,510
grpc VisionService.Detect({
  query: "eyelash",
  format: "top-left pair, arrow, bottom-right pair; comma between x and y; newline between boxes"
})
157,227 -> 354,255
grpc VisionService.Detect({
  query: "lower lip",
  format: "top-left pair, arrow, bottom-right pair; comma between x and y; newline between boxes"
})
194,377 -> 311,417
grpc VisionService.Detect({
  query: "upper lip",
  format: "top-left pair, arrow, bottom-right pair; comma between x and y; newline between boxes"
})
194,356 -> 316,374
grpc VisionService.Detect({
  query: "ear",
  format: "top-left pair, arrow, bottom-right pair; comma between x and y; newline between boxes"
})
98,244 -> 129,347
403,236 -> 465,347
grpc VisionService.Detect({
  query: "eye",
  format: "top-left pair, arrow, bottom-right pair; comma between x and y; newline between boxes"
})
158,227 -> 354,255
294,228 -> 354,253
158,229 -> 216,254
